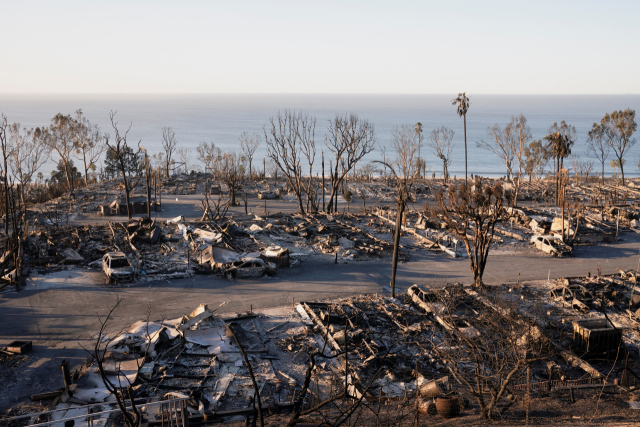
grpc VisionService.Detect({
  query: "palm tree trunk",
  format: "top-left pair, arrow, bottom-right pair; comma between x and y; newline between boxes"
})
562,197 -> 565,241
464,113 -> 468,183
554,157 -> 560,206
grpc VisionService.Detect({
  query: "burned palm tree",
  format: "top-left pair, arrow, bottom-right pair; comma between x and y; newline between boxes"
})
452,93 -> 470,183
544,125 -> 574,205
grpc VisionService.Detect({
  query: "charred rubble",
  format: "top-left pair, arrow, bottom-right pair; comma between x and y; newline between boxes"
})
20,210 -> 423,284
6,275 -> 640,425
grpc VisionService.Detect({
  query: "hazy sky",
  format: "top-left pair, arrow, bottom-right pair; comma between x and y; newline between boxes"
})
2,0 -> 638,94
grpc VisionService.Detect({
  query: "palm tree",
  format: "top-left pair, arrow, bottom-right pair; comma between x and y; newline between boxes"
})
545,121 -> 575,205
452,93 -> 470,183
544,131 -> 572,205
415,122 -> 423,178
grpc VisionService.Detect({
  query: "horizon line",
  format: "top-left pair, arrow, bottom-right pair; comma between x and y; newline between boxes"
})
0,93 -> 637,96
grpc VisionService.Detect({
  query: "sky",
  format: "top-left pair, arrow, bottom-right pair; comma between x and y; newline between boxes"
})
1,0 -> 639,94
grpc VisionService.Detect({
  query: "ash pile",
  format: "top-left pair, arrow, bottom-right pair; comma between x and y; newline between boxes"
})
21,209 -> 414,286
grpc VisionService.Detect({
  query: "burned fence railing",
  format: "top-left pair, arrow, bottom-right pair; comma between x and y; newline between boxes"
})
509,376 -> 614,392
0,396 -> 189,427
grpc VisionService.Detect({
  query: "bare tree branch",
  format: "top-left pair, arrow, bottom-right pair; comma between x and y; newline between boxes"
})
428,126 -> 455,183
325,114 -> 375,213
240,132 -> 260,179
162,127 -> 178,178
73,109 -> 106,186
264,110 -> 316,214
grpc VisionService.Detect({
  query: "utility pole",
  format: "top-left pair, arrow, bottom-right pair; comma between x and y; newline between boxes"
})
144,149 -> 151,217
415,122 -> 423,179
154,172 -> 157,217
329,160 -> 333,214
322,151 -> 325,212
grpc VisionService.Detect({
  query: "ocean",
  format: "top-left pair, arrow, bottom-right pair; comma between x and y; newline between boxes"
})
1,94 -> 639,178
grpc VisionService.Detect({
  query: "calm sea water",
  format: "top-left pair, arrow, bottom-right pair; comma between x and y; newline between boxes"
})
2,94 -> 640,178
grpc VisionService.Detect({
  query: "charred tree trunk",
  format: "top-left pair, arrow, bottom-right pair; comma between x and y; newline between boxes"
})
117,151 -> 132,219
64,161 -> 73,191
230,187 -> 236,207
335,168 -> 340,213
83,156 -> 90,186
331,162 -> 336,213
390,198 -> 405,298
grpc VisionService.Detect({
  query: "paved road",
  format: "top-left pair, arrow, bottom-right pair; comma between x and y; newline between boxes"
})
70,191 -> 430,225
1,232 -> 640,411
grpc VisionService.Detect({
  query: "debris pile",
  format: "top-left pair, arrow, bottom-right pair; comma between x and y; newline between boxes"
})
9,275 -> 640,424
547,272 -> 640,317
23,207 -> 435,285
24,303 -> 338,424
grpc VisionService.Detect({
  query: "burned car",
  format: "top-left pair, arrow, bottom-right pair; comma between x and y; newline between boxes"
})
102,252 -> 135,282
530,235 -> 572,257
225,257 -> 276,279
258,191 -> 279,200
